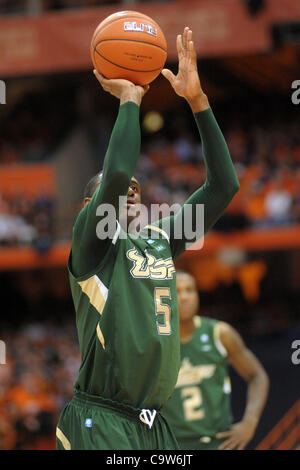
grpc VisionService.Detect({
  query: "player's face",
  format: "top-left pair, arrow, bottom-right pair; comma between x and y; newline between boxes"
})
176,273 -> 199,322
119,177 -> 142,226
84,177 -> 142,226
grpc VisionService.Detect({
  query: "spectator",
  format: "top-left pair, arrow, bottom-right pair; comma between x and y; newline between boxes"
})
264,175 -> 293,227
0,321 -> 80,450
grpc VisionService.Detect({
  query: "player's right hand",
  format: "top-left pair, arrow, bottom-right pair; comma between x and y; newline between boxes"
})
217,419 -> 257,450
161,27 -> 209,112
93,70 -> 149,106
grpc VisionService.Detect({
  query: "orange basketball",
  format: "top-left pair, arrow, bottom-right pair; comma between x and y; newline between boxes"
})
90,11 -> 167,86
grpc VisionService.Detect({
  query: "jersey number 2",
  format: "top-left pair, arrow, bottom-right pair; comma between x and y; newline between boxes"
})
154,287 -> 171,335
181,386 -> 204,421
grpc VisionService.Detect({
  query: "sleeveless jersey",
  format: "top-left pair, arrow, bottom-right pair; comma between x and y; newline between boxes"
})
162,316 -> 233,442
68,222 -> 180,410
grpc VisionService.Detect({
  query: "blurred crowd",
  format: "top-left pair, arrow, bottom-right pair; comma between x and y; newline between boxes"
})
1,73 -> 299,246
0,0 -> 167,15
0,83 -> 76,164
0,321 -> 80,450
136,110 -> 300,231
0,79 -> 75,248
0,192 -> 54,250
1,103 -> 300,246
0,117 -> 52,165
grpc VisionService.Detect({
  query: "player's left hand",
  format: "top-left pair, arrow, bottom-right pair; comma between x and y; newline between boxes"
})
161,27 -> 209,112
216,420 -> 257,450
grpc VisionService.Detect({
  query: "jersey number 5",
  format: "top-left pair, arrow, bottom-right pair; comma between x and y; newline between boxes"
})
154,287 -> 171,335
181,386 -> 204,421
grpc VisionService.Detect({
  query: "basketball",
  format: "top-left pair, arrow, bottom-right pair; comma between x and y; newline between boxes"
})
90,11 -> 167,86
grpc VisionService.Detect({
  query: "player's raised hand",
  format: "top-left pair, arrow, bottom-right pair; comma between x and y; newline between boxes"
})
93,69 -> 149,106
161,27 -> 209,112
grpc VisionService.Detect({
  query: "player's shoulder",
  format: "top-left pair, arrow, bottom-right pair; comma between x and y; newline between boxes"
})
215,321 -> 237,339
192,315 -> 218,331
214,321 -> 244,356
193,316 -> 229,357
72,203 -> 87,236
200,317 -> 231,356
197,315 -> 218,329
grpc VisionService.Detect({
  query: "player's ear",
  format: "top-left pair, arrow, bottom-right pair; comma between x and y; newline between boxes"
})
84,197 -> 91,207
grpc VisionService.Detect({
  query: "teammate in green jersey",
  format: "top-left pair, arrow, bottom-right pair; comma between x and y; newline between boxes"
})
56,27 -> 240,450
162,270 -> 269,450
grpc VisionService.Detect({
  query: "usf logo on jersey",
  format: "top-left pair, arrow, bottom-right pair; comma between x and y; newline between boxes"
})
175,358 -> 216,388
127,248 -> 175,280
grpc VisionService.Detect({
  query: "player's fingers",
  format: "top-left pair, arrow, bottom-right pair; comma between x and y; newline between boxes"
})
93,69 -> 103,81
188,40 -> 197,63
218,439 -> 237,450
183,26 -> 189,53
176,34 -> 183,58
95,71 -> 113,90
142,84 -> 150,95
218,438 -> 232,450
237,442 -> 246,450
216,431 -> 232,439
93,70 -> 109,88
161,68 -> 176,85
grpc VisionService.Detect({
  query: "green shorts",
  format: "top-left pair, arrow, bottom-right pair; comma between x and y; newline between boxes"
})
177,436 -> 226,450
56,390 -> 179,450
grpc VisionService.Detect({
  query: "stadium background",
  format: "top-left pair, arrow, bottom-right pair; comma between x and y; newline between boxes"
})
0,0 -> 299,450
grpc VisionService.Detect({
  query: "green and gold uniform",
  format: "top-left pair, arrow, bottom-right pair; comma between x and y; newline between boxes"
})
162,317 -> 233,450
56,101 -> 239,450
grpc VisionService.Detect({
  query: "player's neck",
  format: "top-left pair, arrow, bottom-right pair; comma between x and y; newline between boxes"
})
180,320 -> 195,343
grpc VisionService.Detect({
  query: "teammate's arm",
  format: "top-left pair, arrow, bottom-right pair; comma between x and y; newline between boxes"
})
71,73 -> 148,277
161,28 -> 239,260
216,322 -> 269,450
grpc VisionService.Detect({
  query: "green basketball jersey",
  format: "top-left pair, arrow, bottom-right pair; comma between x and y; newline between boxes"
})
162,316 -> 233,444
66,101 -> 239,419
68,222 -> 180,411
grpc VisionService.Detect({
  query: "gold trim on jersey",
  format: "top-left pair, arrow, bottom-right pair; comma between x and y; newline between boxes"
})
193,316 -> 202,328
78,275 -> 108,314
213,322 -> 228,357
143,224 -> 170,243
78,275 -> 108,350
96,322 -> 105,349
112,221 -> 121,245
56,427 -> 71,450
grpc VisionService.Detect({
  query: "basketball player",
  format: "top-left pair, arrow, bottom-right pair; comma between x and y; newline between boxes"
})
56,27 -> 240,450
162,270 -> 269,450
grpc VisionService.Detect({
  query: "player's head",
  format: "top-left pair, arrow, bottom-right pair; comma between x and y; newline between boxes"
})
176,270 -> 199,323
83,171 -> 142,227
83,172 -> 103,202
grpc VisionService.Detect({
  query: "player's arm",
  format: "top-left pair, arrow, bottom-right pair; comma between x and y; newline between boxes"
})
216,322 -> 270,450
161,28 -> 239,260
71,73 -> 148,277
